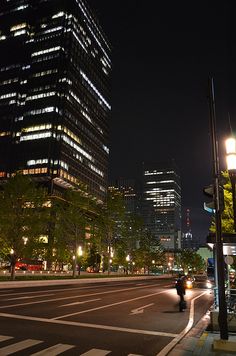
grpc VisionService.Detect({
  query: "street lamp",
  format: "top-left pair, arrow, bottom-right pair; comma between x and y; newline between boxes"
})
225,137 -> 236,232
77,246 -> 83,275
126,254 -> 130,275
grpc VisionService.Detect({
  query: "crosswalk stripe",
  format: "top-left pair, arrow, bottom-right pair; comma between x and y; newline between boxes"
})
127,354 -> 143,356
80,349 -> 111,356
0,336 -> 13,342
0,339 -> 43,355
31,343 -> 75,355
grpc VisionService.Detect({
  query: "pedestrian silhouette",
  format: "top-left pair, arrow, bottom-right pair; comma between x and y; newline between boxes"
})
175,275 -> 186,312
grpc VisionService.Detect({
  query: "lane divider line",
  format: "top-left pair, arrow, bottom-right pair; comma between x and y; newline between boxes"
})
0,284 -> 160,310
53,290 -> 167,320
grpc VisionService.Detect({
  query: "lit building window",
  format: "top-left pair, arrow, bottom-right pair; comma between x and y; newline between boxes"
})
20,132 -> 52,141
0,131 -> 10,136
14,29 -> 27,36
23,124 -> 52,133
88,163 -> 104,177
27,159 -> 48,166
31,46 -> 63,57
23,168 -> 48,175
10,23 -> 27,32
0,92 -> 16,100
52,11 -> 65,19
80,70 -> 111,110
26,92 -> 56,101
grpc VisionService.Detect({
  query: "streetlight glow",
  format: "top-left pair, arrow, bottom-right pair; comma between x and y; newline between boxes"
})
225,135 -> 236,233
226,154 -> 236,171
126,254 -> 130,262
225,137 -> 236,154
78,246 -> 83,257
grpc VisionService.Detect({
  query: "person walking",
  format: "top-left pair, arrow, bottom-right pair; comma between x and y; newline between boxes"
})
175,275 -> 186,312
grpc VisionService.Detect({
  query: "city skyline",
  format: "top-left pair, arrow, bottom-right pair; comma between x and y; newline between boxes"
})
89,0 -> 235,243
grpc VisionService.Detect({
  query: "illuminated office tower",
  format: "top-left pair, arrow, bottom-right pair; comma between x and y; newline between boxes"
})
142,161 -> 182,250
0,0 -> 111,202
109,178 -> 141,215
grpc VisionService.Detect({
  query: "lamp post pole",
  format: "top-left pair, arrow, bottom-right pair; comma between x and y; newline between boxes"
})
208,77 -> 228,340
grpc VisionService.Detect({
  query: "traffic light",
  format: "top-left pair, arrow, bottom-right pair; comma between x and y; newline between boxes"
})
203,184 -> 215,213
203,184 -> 225,213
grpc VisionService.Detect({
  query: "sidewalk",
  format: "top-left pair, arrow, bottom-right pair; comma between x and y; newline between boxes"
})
168,310 -> 236,355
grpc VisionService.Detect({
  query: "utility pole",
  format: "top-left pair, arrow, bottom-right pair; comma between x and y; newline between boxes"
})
208,77 -> 228,340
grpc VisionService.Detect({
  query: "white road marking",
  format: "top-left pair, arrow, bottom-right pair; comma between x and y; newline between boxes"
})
0,282 -> 158,298
0,284 -> 159,309
128,354 -> 143,356
0,312 -> 178,338
59,298 -> 101,307
53,290 -> 167,320
31,343 -> 75,355
0,335 -> 13,342
130,303 -> 154,315
80,349 -> 111,356
0,286 -> 96,298
5,294 -> 55,301
156,291 -> 208,356
0,339 -> 43,355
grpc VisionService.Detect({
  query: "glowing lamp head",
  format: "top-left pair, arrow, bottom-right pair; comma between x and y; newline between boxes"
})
226,154 -> 236,171
225,138 -> 236,155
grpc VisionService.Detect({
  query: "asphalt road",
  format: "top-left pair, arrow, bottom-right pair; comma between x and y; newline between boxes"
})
0,277 -> 213,355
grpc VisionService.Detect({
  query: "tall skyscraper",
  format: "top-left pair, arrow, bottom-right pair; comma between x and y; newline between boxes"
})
0,0 -> 111,202
109,178 -> 141,215
142,160 -> 182,250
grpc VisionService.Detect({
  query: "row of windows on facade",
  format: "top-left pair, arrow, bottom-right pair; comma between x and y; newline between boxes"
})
0,125 -> 105,178
1,103 -> 106,144
144,170 -> 175,175
0,166 -> 106,193
0,5 -> 111,59
0,61 -> 110,109
0,13 -> 111,75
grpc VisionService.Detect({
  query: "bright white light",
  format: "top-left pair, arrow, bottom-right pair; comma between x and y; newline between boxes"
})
226,154 -> 236,170
78,246 -> 83,257
226,138 -> 236,154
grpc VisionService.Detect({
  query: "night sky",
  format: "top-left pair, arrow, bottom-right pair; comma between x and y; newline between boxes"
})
88,0 -> 235,244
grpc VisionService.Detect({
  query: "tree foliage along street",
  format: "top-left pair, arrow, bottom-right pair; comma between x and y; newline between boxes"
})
0,174 -> 166,279
0,174 -> 48,279
175,249 -> 206,274
210,171 -> 235,233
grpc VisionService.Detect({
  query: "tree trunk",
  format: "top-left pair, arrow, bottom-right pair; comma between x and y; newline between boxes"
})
72,258 -> 77,278
11,263 -> 16,280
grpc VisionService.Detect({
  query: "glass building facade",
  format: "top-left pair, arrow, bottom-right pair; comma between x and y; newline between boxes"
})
0,0 -> 111,202
142,161 -> 182,250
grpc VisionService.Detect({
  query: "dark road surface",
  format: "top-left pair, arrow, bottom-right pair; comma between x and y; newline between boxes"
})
0,277 -> 213,355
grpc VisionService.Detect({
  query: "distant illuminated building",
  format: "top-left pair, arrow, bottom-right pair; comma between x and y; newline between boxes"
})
182,208 -> 198,250
142,161 -> 182,250
109,178 -> 140,215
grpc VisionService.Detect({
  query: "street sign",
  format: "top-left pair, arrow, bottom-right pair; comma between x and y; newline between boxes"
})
224,256 -> 234,265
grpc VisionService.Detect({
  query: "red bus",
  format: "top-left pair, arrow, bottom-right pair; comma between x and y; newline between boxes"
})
15,259 -> 43,271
